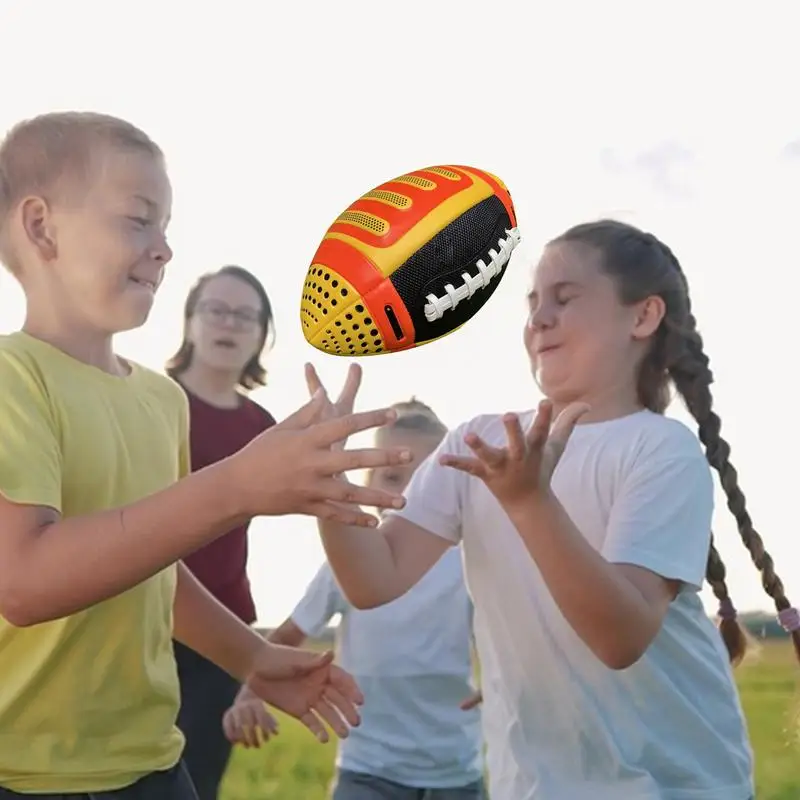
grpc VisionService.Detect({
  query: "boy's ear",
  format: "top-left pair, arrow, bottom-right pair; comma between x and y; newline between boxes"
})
20,196 -> 58,261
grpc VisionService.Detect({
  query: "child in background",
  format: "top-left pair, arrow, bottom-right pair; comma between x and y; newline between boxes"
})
309,219 -> 799,799
225,395 -> 486,800
0,112 -> 409,799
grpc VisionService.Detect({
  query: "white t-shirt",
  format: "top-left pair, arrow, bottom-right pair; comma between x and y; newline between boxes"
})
290,549 -> 484,788
390,409 -> 754,800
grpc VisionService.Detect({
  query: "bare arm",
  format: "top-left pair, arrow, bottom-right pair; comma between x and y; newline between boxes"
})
508,493 -> 678,670
318,513 -> 450,609
268,618 -> 309,648
0,462 -> 241,627
173,563 -> 264,681
0,402 -> 411,628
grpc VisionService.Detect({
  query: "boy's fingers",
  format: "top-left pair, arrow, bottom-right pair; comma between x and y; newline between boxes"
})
278,389 -> 327,430
321,446 -> 412,476
222,711 -> 236,743
257,706 -> 280,736
314,477 -> 406,510
304,363 -> 324,398
313,408 -> 397,446
300,710 -> 330,743
312,697 -> 350,739
459,690 -> 483,710
324,682 -> 363,726
308,501 -> 381,528
336,363 -> 363,413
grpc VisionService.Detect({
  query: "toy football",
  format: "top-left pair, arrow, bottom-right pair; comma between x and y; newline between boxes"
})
300,165 -> 520,356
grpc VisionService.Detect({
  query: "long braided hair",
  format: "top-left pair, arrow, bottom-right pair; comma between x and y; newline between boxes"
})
551,220 -> 800,665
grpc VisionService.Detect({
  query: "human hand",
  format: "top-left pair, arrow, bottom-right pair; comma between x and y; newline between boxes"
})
223,684 -> 280,749
246,645 -> 364,743
439,400 -> 589,510
226,390 -> 410,525
304,362 -> 362,453
459,689 -> 483,711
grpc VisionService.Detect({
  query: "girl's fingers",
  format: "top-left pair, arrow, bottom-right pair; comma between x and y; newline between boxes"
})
525,399 -> 553,451
439,454 -> 487,478
545,402 -> 591,465
502,413 -> 526,461
464,433 -> 505,468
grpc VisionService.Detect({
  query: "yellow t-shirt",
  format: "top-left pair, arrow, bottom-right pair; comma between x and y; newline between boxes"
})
0,332 -> 189,793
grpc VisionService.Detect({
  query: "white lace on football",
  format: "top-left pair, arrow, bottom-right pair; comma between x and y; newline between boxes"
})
424,227 -> 522,323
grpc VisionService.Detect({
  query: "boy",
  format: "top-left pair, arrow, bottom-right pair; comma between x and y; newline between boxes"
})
0,112 -> 409,799
225,391 -> 486,800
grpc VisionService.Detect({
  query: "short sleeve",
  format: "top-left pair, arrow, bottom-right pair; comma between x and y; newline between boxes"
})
0,351 -> 62,511
177,391 -> 192,480
602,429 -> 713,591
291,563 -> 349,638
388,422 -> 471,544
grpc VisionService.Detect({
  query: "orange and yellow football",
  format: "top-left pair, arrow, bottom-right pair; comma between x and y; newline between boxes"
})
300,165 -> 519,356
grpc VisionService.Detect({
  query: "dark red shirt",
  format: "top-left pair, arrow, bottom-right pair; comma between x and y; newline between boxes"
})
180,386 -> 275,624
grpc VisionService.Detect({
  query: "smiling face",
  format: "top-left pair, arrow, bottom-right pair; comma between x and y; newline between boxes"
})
185,273 -> 266,375
20,145 -> 173,335
523,239 -> 665,408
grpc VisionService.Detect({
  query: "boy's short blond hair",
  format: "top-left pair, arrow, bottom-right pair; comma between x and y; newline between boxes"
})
382,396 -> 448,439
0,111 -> 162,272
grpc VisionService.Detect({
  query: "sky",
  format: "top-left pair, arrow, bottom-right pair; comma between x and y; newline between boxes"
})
1,1 -> 798,625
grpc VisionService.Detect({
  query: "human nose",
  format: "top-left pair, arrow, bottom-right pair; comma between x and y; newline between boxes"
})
150,231 -> 173,264
528,299 -> 557,331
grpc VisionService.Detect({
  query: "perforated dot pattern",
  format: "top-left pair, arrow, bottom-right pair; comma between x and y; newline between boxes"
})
425,167 -> 461,181
393,174 -> 436,191
301,266 -> 385,356
362,189 -> 412,209
335,210 -> 389,235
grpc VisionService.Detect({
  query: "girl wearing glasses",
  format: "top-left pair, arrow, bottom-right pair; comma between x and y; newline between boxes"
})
165,265 -> 277,800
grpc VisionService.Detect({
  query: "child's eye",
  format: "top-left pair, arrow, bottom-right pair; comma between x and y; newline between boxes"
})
128,216 -> 150,228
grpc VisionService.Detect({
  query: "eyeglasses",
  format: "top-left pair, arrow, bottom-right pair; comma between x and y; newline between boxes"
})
195,300 -> 262,331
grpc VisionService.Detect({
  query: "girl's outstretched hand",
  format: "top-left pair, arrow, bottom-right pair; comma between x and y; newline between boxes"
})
439,400 -> 589,509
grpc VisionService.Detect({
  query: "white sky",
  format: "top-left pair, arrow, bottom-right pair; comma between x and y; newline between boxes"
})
1,1 -> 798,625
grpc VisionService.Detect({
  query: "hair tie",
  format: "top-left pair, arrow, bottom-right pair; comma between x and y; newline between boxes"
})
718,597 -> 737,621
778,607 -> 800,633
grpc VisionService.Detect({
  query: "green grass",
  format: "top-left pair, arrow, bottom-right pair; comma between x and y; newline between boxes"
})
220,640 -> 800,799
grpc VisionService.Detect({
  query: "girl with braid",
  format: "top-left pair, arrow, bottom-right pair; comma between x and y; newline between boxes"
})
310,219 -> 796,800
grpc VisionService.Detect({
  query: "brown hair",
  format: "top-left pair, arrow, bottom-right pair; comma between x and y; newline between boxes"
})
0,111 -> 163,273
551,219 -> 800,666
165,265 -> 275,393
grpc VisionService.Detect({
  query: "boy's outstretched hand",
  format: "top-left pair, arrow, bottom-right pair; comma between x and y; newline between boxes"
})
244,644 -> 364,744
223,685 -> 280,748
459,689 -> 483,711
226,378 -> 409,527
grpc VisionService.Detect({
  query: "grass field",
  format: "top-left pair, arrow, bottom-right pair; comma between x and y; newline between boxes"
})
219,640 -> 800,799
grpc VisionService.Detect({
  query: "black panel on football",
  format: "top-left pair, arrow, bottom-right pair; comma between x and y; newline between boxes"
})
389,195 -> 512,344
